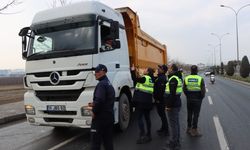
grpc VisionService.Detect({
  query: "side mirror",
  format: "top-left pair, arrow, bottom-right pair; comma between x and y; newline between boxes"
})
19,27 -> 30,60
22,51 -> 27,59
22,36 -> 27,59
19,27 -> 30,36
110,21 -> 119,39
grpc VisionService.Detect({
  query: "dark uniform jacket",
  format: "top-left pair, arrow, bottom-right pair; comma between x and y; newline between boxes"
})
165,72 -> 182,108
93,75 -> 115,121
131,70 -> 154,109
183,73 -> 206,100
153,73 -> 167,103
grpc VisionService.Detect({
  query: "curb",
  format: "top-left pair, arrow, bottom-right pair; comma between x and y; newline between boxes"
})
0,113 -> 26,125
224,77 -> 250,86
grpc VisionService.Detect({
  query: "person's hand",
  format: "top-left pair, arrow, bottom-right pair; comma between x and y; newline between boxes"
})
92,112 -> 95,119
165,107 -> 171,111
131,64 -> 135,71
88,102 -> 94,107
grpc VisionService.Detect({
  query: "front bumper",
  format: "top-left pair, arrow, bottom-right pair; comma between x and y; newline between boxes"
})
24,88 -> 94,128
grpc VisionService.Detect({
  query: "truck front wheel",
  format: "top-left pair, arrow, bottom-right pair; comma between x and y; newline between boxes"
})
117,93 -> 131,131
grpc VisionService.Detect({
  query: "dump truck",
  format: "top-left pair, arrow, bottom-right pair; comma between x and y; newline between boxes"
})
19,1 -> 167,131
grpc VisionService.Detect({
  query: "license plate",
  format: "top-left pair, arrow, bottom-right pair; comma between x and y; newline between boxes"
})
47,105 -> 66,111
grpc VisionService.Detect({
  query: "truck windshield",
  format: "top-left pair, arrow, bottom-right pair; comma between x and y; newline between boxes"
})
27,21 -> 96,60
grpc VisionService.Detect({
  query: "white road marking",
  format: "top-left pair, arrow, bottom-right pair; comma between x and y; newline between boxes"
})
208,96 -> 213,105
48,133 -> 83,150
213,116 -> 230,150
206,88 -> 208,92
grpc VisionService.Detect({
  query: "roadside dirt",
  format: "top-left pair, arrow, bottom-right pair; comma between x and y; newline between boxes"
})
0,85 -> 25,105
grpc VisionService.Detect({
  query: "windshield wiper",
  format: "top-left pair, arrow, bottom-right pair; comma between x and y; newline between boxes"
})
27,51 -> 49,59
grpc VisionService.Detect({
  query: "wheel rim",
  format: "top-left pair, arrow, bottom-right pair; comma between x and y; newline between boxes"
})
122,102 -> 129,121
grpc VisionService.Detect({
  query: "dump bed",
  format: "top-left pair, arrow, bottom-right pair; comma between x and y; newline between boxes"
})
116,7 -> 167,70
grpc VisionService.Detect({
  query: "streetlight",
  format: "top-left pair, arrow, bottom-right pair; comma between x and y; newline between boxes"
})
208,44 -> 220,66
206,50 -> 214,66
208,44 -> 220,74
220,4 -> 250,64
210,33 -> 230,64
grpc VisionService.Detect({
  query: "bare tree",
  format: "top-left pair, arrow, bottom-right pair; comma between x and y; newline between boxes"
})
0,0 -> 22,14
48,0 -> 72,8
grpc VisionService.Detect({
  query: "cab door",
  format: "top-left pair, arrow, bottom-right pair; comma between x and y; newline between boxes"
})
94,20 -> 121,82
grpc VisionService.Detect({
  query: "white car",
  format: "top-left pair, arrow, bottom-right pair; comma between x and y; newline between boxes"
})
204,71 -> 211,76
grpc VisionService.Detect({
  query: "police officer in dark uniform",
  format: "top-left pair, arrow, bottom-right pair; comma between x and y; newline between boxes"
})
183,65 -> 205,137
90,64 -> 115,150
154,64 -> 169,136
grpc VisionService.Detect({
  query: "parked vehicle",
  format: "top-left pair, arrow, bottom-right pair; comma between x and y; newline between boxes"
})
19,1 -> 167,131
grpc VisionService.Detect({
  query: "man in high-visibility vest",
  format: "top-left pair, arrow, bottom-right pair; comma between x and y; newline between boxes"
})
163,64 -> 182,150
183,65 -> 206,137
131,65 -> 155,144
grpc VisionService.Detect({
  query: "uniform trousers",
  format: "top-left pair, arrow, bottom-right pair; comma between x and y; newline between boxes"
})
137,108 -> 152,137
156,101 -> 168,131
90,118 -> 114,150
187,99 -> 202,129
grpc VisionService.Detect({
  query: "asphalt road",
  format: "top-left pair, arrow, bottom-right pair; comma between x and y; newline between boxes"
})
1,76 -> 250,150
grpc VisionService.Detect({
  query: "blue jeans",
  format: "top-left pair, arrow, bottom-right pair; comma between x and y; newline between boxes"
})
167,107 -> 181,144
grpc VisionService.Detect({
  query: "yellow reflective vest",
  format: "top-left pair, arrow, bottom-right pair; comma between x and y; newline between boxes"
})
184,75 -> 202,91
165,75 -> 183,95
135,75 -> 154,94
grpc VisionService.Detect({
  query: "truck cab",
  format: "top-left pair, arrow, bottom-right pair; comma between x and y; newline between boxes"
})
19,1 -> 133,130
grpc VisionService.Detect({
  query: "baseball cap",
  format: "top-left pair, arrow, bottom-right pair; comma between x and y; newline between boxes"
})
158,64 -> 168,73
95,64 -> 108,72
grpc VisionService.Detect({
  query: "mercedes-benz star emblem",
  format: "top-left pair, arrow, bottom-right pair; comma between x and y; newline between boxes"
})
49,71 -> 60,85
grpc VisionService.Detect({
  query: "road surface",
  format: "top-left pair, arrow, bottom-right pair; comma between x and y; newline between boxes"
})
1,76 -> 250,150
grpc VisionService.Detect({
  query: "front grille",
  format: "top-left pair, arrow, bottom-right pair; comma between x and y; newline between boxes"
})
33,80 -> 84,86
43,111 -> 77,115
30,69 -> 84,78
67,70 -> 81,76
36,89 -> 84,101
44,118 -> 73,123
33,71 -> 62,77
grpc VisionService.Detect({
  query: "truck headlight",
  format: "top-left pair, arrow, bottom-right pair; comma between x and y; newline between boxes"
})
25,105 -> 35,115
81,106 -> 92,116
23,76 -> 32,89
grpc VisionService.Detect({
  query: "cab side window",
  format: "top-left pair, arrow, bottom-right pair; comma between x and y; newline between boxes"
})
101,25 -> 111,44
100,24 -> 114,51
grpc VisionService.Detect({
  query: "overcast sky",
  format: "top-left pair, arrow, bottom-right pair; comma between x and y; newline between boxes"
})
0,0 -> 250,69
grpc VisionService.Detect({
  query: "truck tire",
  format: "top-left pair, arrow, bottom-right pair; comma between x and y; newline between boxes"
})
117,93 -> 131,131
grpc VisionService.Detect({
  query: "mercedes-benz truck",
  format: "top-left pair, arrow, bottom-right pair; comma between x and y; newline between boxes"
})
19,1 -> 167,131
